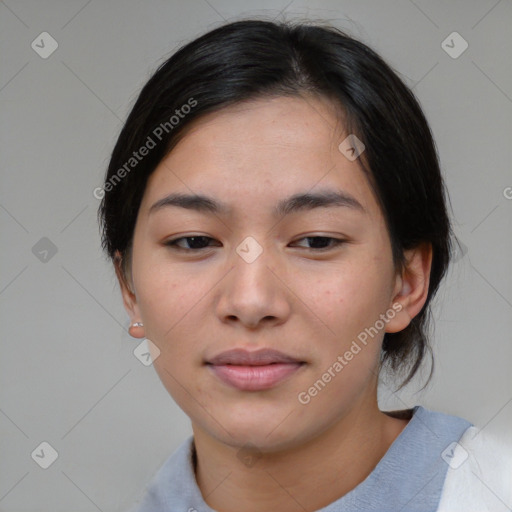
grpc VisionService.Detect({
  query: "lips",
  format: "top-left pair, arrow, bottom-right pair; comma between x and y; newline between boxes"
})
206,348 -> 305,391
207,348 -> 302,366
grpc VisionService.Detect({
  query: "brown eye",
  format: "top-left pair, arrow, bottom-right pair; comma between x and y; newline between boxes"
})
290,236 -> 345,251
165,236 -> 220,251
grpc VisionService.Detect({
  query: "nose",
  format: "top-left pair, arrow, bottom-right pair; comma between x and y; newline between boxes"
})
214,242 -> 292,331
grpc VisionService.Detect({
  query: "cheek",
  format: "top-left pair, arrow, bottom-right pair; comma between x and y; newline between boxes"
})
134,243 -> 198,318
295,269 -> 388,411
133,260 -> 204,354
296,261 -> 392,339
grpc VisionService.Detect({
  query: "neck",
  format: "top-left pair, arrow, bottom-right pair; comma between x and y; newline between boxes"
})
192,397 -> 410,512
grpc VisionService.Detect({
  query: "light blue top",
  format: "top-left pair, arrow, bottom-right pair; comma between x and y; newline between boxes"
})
129,406 -> 472,512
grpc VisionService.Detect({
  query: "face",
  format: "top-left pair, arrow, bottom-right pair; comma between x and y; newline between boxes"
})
122,95 -> 408,451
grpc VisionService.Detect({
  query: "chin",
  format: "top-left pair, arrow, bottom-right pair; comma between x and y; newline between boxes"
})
197,409 -> 313,453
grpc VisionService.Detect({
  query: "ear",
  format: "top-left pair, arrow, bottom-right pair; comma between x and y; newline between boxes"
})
114,250 -> 145,338
385,243 -> 433,334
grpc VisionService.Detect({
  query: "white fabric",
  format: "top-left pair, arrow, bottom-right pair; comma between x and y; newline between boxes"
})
437,426 -> 512,511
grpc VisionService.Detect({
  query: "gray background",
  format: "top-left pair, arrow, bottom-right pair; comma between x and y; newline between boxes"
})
1,0 -> 511,510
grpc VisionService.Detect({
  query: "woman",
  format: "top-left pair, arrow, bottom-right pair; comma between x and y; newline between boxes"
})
98,19 -> 511,512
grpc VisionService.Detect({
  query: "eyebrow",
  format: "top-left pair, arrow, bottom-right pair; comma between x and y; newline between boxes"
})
148,188 -> 365,217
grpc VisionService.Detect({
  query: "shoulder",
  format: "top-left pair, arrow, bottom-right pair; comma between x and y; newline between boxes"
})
437,426 -> 512,512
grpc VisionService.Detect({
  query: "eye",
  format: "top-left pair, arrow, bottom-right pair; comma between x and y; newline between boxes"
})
164,235 -> 345,252
290,236 -> 345,251
165,236 -> 220,251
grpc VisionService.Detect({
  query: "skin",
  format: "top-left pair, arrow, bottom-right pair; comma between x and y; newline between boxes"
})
116,95 -> 432,512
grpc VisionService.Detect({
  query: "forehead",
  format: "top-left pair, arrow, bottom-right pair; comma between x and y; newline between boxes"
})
139,96 -> 379,219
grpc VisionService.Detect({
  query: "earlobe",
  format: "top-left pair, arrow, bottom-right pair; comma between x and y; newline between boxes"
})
385,243 -> 433,334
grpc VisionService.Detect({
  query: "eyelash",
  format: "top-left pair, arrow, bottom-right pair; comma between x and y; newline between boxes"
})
164,235 -> 346,252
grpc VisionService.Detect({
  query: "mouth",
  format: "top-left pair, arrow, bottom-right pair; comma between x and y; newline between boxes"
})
205,348 -> 306,391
